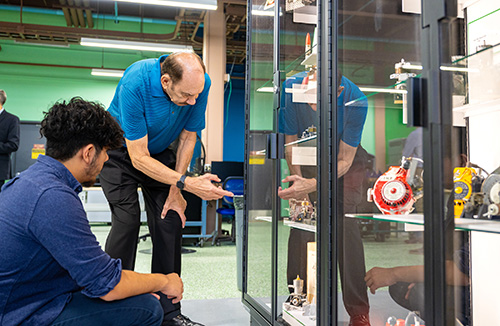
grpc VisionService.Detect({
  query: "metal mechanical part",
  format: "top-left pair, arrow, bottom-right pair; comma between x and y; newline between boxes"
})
368,162 -> 416,215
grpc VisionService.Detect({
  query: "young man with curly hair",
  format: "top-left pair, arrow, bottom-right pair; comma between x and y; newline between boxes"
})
0,97 -> 183,326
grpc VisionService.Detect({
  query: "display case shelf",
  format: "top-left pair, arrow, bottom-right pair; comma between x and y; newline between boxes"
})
284,135 -> 317,147
452,41 -> 500,114
347,214 -> 500,234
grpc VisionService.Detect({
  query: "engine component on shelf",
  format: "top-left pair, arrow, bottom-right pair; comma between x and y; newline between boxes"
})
390,59 -> 417,105
481,173 -> 500,219
460,173 -> 486,219
301,125 -> 317,139
367,157 -> 420,215
454,167 -> 477,218
288,198 -> 316,225
286,275 -> 307,307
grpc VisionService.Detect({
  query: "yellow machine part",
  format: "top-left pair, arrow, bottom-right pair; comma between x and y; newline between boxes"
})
453,167 -> 476,218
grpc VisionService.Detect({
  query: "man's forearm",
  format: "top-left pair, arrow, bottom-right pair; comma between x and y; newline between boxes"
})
101,270 -> 173,301
132,155 -> 183,186
174,130 -> 196,175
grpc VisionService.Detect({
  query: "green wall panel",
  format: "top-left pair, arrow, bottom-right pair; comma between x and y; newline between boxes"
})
1,64 -> 120,121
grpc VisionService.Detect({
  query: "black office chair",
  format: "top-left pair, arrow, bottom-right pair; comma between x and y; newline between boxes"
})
213,176 -> 244,245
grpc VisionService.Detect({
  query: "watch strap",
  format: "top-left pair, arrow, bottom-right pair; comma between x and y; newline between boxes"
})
176,174 -> 187,190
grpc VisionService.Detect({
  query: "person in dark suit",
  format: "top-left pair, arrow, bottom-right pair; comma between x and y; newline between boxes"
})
0,89 -> 20,190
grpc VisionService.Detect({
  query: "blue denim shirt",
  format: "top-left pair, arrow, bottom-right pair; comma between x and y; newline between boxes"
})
0,155 -> 122,326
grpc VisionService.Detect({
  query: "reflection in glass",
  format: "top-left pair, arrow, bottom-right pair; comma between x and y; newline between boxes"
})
336,1 -> 424,325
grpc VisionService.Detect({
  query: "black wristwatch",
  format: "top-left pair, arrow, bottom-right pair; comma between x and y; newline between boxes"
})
176,175 -> 187,190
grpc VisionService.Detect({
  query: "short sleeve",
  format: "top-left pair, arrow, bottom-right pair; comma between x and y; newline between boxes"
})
280,78 -> 300,135
342,83 -> 368,147
117,84 -> 148,141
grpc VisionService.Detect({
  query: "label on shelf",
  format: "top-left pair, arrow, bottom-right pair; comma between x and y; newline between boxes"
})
292,147 -> 316,166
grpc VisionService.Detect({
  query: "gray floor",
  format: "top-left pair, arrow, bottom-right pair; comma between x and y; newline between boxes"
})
182,298 -> 250,326
90,224 -> 418,325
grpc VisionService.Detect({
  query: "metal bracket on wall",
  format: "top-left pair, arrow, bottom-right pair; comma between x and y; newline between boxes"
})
407,77 -> 428,127
266,133 -> 285,160
273,70 -> 283,110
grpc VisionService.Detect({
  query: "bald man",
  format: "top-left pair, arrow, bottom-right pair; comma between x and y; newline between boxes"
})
100,52 -> 230,326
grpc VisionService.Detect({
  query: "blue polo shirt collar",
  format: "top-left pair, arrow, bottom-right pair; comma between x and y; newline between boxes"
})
37,155 -> 83,194
151,54 -> 170,99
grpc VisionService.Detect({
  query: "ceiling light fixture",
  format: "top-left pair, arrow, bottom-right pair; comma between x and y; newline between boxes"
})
256,87 -> 275,93
359,87 -> 407,94
113,0 -> 217,10
80,38 -> 194,53
91,68 -> 125,78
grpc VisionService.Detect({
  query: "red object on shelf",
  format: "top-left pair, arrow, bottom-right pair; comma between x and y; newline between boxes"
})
305,32 -> 311,55
368,165 -> 416,215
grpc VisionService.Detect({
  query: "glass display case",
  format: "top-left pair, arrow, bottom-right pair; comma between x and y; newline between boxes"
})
243,0 -> 500,325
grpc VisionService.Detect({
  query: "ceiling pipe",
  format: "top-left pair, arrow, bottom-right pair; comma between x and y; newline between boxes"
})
190,11 -> 205,42
0,60 -> 246,78
66,0 -> 81,27
74,0 -> 86,27
0,4 -> 177,26
0,21 -> 180,42
82,0 -> 93,28
58,0 -> 73,27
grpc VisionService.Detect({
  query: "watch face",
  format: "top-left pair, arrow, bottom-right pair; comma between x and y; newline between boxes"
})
177,175 -> 186,189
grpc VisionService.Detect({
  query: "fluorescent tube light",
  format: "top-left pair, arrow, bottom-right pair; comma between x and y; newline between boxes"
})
80,38 -> 194,53
252,5 -> 282,16
256,87 -> 274,92
91,69 -> 125,78
359,87 -> 407,95
113,0 -> 217,10
402,63 -> 476,73
440,66 -> 478,73
401,63 -> 423,70
253,9 -> 274,16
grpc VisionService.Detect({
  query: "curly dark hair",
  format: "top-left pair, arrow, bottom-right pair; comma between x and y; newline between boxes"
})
40,97 -> 124,161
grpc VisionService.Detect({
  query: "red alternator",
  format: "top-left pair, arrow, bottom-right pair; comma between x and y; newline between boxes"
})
368,166 -> 415,215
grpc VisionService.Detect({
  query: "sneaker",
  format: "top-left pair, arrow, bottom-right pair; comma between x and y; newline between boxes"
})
349,314 -> 371,326
162,314 -> 205,326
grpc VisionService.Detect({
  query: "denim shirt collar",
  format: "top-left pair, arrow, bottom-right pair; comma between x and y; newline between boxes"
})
37,155 -> 83,194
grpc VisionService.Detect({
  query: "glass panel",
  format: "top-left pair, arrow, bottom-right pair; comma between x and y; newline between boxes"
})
336,2 -> 424,325
450,1 -> 500,325
277,0 -> 319,324
246,2 -> 275,314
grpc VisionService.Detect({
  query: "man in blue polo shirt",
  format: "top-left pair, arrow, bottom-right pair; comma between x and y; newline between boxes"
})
100,52 -> 230,326
0,97 -> 183,326
278,70 -> 372,326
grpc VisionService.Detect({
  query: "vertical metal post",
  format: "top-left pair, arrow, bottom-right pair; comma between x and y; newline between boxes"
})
421,0 -> 457,325
318,0 -> 335,324
271,0 -> 281,323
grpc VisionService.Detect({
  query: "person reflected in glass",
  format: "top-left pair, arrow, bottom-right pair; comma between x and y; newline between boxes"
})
365,235 -> 470,325
278,69 -> 371,326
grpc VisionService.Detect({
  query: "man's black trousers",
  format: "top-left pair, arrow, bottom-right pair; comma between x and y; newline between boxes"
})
99,147 -> 182,320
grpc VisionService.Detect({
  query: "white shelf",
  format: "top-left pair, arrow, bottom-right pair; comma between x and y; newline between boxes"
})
284,135 -> 317,147
453,98 -> 500,117
347,213 -> 500,234
255,216 -> 316,232
283,303 -> 316,326
300,53 -> 317,66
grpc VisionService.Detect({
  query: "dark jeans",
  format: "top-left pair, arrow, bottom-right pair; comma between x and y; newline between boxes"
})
99,147 -> 182,320
51,292 -> 163,326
